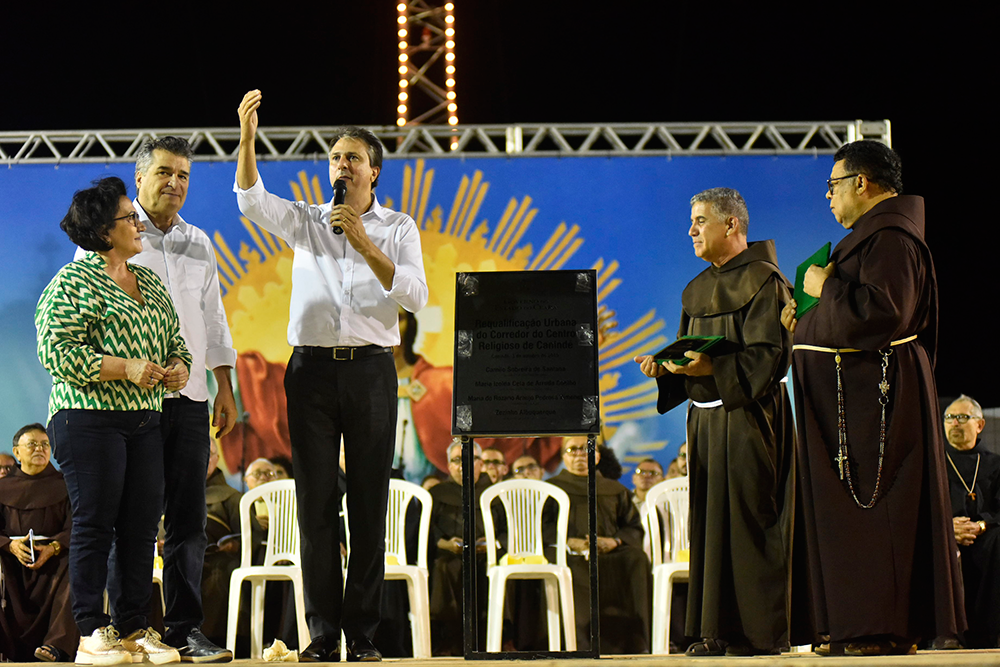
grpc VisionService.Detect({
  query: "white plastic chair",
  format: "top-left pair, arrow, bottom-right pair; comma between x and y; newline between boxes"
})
225,480 -> 309,659
342,479 -> 433,658
479,479 -> 577,652
643,477 -> 690,655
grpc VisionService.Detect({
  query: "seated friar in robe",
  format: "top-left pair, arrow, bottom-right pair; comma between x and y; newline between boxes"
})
0,423 -> 78,663
548,436 -> 651,654
941,395 -> 1000,649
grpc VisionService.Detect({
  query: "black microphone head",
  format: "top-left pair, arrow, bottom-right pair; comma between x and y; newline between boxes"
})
333,179 -> 348,205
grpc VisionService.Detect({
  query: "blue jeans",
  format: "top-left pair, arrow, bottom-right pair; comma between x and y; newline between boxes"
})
48,409 -> 164,637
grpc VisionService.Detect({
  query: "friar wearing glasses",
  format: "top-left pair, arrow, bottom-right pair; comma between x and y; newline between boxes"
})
635,187 -> 794,657
781,140 -> 965,655
941,395 -> 997,648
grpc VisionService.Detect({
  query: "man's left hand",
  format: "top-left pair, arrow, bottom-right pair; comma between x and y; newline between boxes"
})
213,385 -> 238,439
596,536 -> 619,554
163,358 -> 189,392
803,261 -> 835,298
330,204 -> 371,253
664,351 -> 713,377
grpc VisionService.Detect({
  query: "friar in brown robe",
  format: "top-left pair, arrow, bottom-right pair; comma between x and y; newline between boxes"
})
785,141 -> 965,653
636,188 -> 794,656
0,462 -> 78,661
548,438 -> 652,654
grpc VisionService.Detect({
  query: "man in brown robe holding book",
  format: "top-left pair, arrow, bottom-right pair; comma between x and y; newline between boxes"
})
782,140 -> 965,655
0,423 -> 78,662
635,188 -> 794,656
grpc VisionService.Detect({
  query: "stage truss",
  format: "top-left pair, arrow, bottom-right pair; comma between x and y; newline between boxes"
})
0,120 -> 890,165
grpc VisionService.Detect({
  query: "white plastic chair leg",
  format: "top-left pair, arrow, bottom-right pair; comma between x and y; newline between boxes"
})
250,580 -> 266,659
225,576 -> 243,654
485,572 -> 507,652
558,571 -> 576,651
543,577 -> 560,651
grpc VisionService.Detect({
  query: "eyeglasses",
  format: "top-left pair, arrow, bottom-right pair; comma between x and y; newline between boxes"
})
113,212 -> 142,226
481,458 -> 505,467
565,445 -> 587,455
17,440 -> 50,451
246,469 -> 276,480
513,463 -> 540,475
449,456 -> 481,465
634,469 -> 662,477
944,413 -> 979,424
826,174 -> 860,195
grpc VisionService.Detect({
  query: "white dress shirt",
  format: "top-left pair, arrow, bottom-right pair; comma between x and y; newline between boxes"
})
234,175 -> 428,347
73,201 -> 237,402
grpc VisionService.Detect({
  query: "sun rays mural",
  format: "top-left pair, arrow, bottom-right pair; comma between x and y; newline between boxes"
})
211,159 -> 672,477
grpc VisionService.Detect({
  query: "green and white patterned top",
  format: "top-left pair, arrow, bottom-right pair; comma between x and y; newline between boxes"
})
35,252 -> 192,419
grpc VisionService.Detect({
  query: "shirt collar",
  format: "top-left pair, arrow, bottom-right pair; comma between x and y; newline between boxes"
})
364,194 -> 388,223
134,197 -> 188,237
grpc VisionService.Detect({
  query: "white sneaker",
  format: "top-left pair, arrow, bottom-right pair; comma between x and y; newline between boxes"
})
120,628 -> 181,665
76,626 -> 131,665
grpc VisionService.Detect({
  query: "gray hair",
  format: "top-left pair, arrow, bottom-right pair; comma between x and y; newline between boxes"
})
135,136 -> 194,176
447,438 -> 482,460
951,394 -> 984,420
690,187 -> 749,236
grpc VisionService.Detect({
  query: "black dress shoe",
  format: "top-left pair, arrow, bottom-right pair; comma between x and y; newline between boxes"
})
346,638 -> 381,662
176,629 -> 233,663
301,636 -> 341,662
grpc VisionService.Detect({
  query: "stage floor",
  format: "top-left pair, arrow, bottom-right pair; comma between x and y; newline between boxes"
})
8,651 -> 1000,667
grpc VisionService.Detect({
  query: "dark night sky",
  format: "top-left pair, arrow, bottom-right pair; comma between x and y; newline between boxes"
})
4,4 -> 993,403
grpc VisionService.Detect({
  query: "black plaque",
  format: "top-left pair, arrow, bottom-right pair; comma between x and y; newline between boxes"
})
452,270 -> 600,437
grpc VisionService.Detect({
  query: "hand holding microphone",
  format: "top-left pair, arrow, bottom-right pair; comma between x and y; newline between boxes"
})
331,179 -> 348,235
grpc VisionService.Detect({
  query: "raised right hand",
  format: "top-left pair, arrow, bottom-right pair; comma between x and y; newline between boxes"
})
238,90 -> 261,139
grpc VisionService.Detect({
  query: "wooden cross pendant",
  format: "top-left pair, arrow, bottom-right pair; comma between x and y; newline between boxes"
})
835,448 -> 847,480
969,491 -> 977,501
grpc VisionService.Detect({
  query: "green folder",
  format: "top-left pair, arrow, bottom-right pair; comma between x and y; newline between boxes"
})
794,242 -> 831,319
653,335 -> 725,366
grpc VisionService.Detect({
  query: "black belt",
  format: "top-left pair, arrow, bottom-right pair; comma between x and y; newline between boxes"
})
294,344 -> 392,361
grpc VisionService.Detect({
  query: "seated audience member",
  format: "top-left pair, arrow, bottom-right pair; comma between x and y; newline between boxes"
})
511,456 -> 543,481
201,441 -> 247,648
269,456 -> 293,481
481,448 -> 509,484
942,395 -> 999,649
631,459 -> 664,509
665,443 -> 688,480
548,436 -> 651,653
0,452 -> 16,478
596,444 -> 623,481
243,458 -> 278,531
0,423 -> 78,663
428,440 -> 491,655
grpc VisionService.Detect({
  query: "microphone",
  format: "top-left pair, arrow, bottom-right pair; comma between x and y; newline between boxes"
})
332,180 -> 347,235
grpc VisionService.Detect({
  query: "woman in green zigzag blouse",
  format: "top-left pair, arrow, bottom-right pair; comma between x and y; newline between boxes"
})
35,176 -> 192,665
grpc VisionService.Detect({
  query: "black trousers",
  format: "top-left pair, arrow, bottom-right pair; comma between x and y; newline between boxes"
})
285,348 -> 397,642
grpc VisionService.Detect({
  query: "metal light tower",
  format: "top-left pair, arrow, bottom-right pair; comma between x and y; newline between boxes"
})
396,1 -> 459,149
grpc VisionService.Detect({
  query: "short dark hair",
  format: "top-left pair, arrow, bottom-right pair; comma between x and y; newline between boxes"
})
270,455 -> 294,479
60,176 -> 129,252
135,136 -> 194,176
13,423 -> 46,449
690,187 -> 749,235
834,140 -> 903,195
329,126 -> 384,188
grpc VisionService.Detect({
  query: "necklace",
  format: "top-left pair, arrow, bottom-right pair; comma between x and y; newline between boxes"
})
946,452 -> 980,501
835,348 -> 893,509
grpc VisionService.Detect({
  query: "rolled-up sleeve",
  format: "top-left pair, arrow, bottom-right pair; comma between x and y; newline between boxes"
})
35,272 -> 104,387
387,219 -> 428,313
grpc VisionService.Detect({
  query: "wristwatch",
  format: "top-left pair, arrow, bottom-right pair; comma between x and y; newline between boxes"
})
978,521 -> 987,534
50,541 -> 62,556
